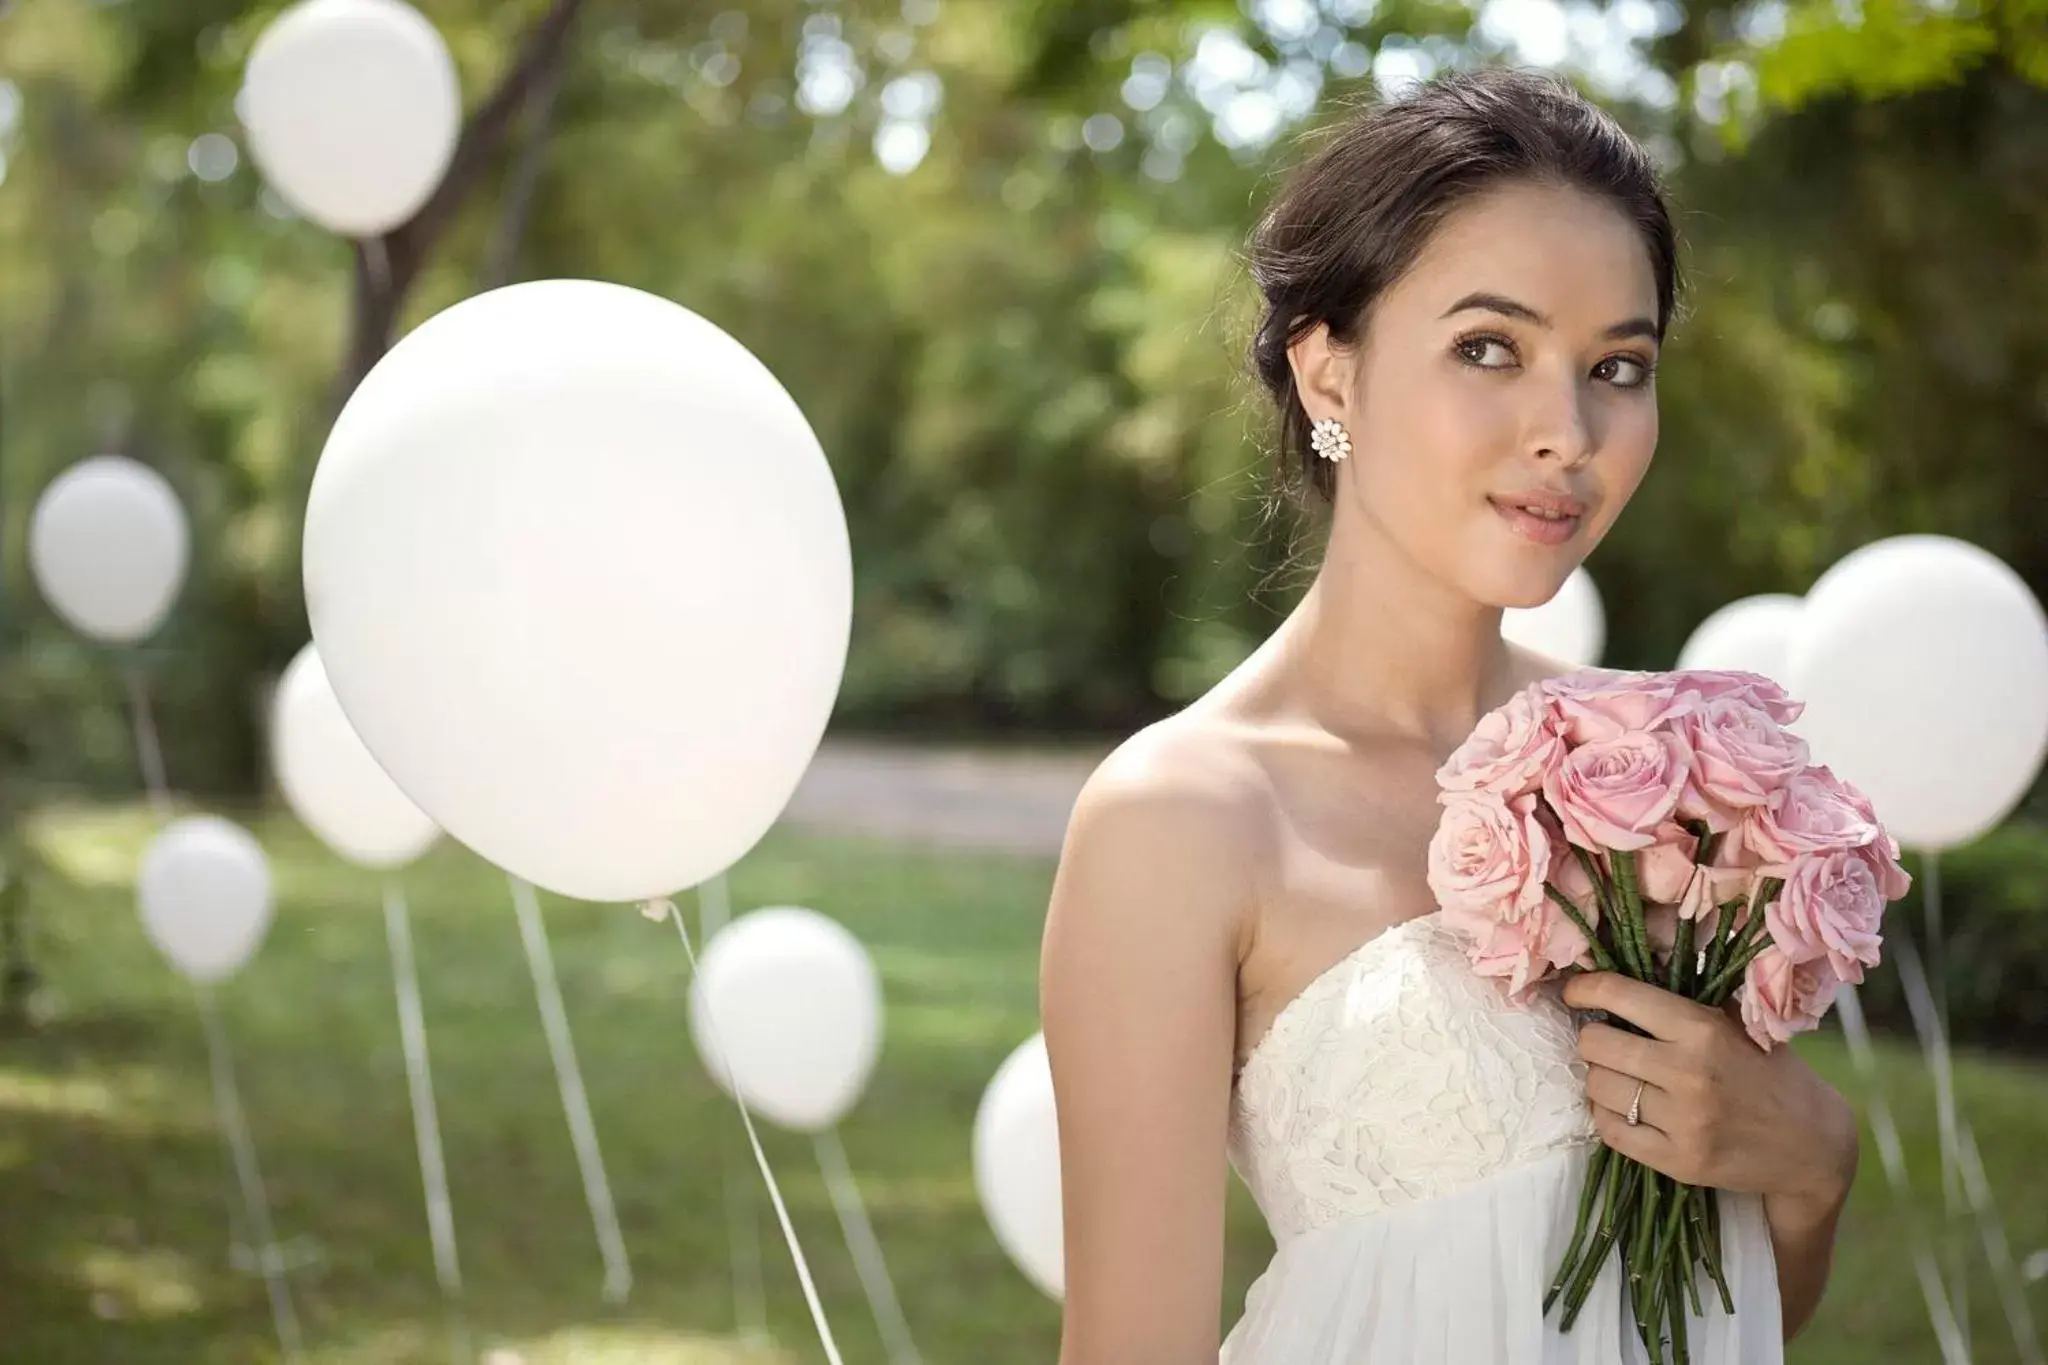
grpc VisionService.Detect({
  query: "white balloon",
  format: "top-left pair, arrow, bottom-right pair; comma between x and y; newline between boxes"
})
1790,535 -> 2048,850
304,280 -> 852,903
139,816 -> 275,982
272,644 -> 440,869
1502,565 -> 1605,665
240,0 -> 461,238
686,907 -> 881,1133
1676,593 -> 1804,687
29,455 -> 189,644
974,1032 -> 1064,1300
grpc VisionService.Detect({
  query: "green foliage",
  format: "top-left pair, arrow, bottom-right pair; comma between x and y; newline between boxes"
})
0,0 -> 2044,785
2,807 -> 2043,1362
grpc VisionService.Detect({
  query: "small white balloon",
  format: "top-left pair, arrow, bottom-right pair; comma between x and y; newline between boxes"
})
272,643 -> 440,869
1503,565 -> 1605,665
1677,593 -> 1804,687
139,816 -> 275,982
687,907 -> 881,1133
240,0 -> 461,238
29,455 -> 189,644
304,280 -> 853,903
1790,535 -> 2048,851
974,1032 -> 1064,1300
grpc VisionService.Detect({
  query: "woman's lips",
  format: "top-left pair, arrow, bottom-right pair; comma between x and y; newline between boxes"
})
1489,494 -> 1584,546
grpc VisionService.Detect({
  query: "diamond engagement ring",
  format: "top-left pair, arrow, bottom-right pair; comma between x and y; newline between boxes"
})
1626,1079 -> 1646,1127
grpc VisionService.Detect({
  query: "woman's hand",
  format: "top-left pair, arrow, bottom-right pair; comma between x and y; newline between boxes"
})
1560,971 -> 1858,1208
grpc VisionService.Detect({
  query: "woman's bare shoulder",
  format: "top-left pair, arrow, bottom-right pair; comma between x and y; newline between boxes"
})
1065,711 -> 1280,877
1504,641 -> 1590,689
1047,710 -> 1280,969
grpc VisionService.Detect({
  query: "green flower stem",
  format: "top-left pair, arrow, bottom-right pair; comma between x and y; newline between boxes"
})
1669,914 -> 1695,995
1630,1169 -> 1662,1353
1700,931 -> 1776,1004
1677,1197 -> 1705,1319
1547,1142 -> 1616,1313
1669,1245 -> 1692,1365
1612,850 -> 1653,979
1562,1156 -> 1642,1329
1699,879 -> 1784,1003
1546,884 -> 1616,974
1702,1186 -> 1733,1314
1644,1181 -> 1689,1314
1571,845 -> 1637,975
1700,897 -> 1745,985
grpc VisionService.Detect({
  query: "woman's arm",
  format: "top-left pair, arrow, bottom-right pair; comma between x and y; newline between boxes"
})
1763,1084 -> 1858,1340
1041,733 -> 1265,1365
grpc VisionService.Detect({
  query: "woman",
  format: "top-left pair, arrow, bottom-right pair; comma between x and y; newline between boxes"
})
1039,68 -> 1861,1364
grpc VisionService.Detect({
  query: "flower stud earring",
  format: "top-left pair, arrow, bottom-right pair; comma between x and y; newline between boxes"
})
1309,416 -> 1352,463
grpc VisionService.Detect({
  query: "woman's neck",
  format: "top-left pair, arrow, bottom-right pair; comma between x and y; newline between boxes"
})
1267,508 -> 1517,751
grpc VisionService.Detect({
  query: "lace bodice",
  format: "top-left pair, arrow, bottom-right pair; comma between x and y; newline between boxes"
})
1228,911 -> 1597,1242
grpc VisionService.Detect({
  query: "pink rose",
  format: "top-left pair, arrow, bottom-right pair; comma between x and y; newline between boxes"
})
1438,684 -> 1563,798
1766,850 -> 1886,984
1680,862 -> 1755,929
1743,767 -> 1882,863
1428,791 -> 1550,927
1672,669 -> 1805,727
1739,948 -> 1841,1049
1637,822 -> 1701,904
1676,695 -> 1811,832
1830,771 -> 1914,901
1542,669 -> 1695,744
1464,898 -> 1593,1002
1543,730 -> 1690,852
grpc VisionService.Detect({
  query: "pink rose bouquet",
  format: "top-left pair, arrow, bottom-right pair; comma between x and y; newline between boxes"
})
1427,668 -> 1910,1363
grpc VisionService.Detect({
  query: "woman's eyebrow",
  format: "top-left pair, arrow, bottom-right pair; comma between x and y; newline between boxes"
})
1440,291 -> 1658,342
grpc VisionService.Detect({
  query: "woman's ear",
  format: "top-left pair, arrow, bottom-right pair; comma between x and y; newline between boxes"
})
1286,321 -> 1357,428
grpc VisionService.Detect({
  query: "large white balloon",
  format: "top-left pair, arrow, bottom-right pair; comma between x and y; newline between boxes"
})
29,456 -> 189,645
1790,535 -> 2048,850
1677,593 -> 1804,687
1502,565 -> 1605,665
686,907 -> 881,1133
974,1032 -> 1064,1300
139,817 -> 275,983
304,280 -> 853,903
240,0 -> 461,238
272,644 -> 440,869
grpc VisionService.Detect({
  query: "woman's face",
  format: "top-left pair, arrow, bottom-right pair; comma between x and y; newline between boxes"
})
1294,180 -> 1663,610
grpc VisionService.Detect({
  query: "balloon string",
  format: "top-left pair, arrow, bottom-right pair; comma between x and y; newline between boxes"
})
1896,912 -> 2041,1363
195,983 -> 304,1362
659,898 -> 844,1365
122,667 -> 172,819
1957,1119 -> 2046,1365
507,876 -> 632,1304
699,876 -> 766,1344
814,1127 -> 921,1365
1835,980 -> 1970,1365
384,882 -> 474,1365
1920,854 -> 1970,1357
129,667 -> 260,1272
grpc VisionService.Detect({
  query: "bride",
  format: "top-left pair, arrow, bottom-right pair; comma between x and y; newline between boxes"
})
1040,67 -> 1861,1364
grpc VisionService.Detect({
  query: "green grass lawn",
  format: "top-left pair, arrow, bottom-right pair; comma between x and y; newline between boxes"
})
2,804 -> 2044,1364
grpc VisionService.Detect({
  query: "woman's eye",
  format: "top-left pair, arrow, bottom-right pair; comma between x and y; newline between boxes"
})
1595,354 -> 1655,388
1456,336 -> 1516,368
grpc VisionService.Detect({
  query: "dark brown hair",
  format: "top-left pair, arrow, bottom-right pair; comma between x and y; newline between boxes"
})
1249,67 -> 1682,504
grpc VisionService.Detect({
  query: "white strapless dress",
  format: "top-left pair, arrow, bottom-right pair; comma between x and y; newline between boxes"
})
1223,911 -> 1785,1364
